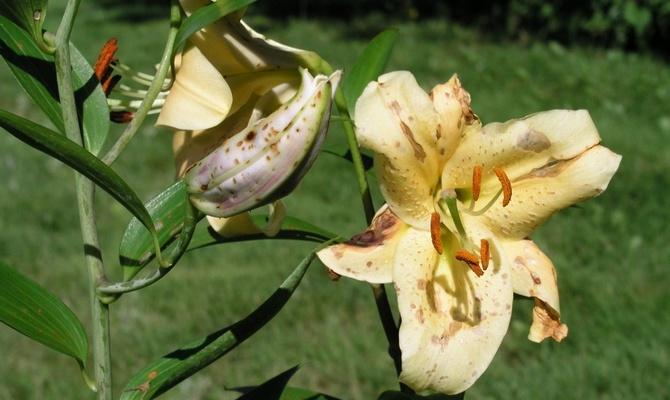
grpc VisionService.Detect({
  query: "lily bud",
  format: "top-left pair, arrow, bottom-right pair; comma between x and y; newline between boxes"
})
184,69 -> 340,217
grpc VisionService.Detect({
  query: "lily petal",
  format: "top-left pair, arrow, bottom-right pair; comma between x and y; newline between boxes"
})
317,205 -> 406,284
503,239 -> 567,342
477,145 -> 621,239
172,84 -> 298,176
429,74 -> 475,160
207,212 -> 261,237
355,71 -> 445,229
441,109 -> 604,191
395,228 -> 512,394
157,44 -> 232,130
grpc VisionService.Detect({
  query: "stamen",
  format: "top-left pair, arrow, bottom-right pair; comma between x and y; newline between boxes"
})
430,212 -> 443,254
101,74 -> 121,97
494,167 -> 512,207
455,249 -> 484,277
480,239 -> 490,270
94,38 -> 119,81
110,111 -> 134,123
472,165 -> 482,201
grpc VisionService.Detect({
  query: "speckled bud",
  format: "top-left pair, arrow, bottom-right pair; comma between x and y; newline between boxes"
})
184,68 -> 340,217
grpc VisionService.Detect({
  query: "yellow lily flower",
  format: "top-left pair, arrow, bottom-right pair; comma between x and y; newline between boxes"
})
317,71 -> 621,394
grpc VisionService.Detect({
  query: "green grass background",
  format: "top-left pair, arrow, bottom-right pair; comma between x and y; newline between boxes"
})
1,1 -> 669,399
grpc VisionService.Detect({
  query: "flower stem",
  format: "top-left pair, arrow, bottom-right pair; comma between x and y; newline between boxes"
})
54,1 -> 112,398
102,0 -> 181,165
332,87 -> 405,385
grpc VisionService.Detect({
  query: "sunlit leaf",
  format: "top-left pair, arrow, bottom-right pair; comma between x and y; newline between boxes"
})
0,261 -> 88,367
120,180 -> 190,280
342,28 -> 398,117
0,110 -> 159,251
120,250 -> 320,400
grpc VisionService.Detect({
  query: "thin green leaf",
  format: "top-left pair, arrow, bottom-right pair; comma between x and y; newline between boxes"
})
188,215 -> 337,251
70,44 -> 111,155
0,15 -> 111,155
0,261 -> 88,366
0,110 -> 159,253
378,391 -> 463,400
342,28 -> 398,117
0,0 -> 50,51
120,250 -> 320,400
0,14 -> 63,132
279,387 -> 339,400
120,180 -> 190,280
236,366 -> 299,400
173,0 -> 256,53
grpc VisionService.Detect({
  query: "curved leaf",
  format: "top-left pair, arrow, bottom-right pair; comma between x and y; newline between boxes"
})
120,180 -> 190,280
0,261 -> 88,366
187,215 -> 337,251
120,250 -> 320,400
236,366 -> 299,400
0,0 -> 49,51
342,28 -> 398,117
0,15 -> 111,155
173,0 -> 256,53
0,110 -> 159,250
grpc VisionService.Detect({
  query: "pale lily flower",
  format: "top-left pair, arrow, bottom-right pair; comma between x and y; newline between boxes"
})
184,68 -> 340,218
317,71 -> 621,394
158,0 -> 324,172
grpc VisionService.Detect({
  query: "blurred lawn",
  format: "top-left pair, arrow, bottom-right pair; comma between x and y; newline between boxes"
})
1,1 -> 669,399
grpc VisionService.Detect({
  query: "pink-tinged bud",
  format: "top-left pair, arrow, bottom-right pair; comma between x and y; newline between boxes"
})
184,69 -> 341,217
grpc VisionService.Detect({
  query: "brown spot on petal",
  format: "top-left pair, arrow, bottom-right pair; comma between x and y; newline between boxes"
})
416,308 -> 425,324
417,279 -> 427,290
530,299 -> 568,342
388,100 -> 426,161
517,129 -> 551,153
347,208 -> 401,248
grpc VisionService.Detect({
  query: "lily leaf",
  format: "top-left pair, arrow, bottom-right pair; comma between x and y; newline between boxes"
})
341,28 -> 398,117
0,15 -> 111,155
0,0 -> 50,52
0,110 -> 159,253
188,214 -> 337,251
378,391 -> 464,400
235,366 -> 299,400
119,250 -> 320,400
173,0 -> 256,53
0,261 -> 88,367
232,365 -> 339,399
120,180 -> 191,280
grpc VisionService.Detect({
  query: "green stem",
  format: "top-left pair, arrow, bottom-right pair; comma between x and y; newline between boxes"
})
329,77 -> 403,384
102,0 -> 181,165
54,1 -> 112,398
333,90 -> 376,222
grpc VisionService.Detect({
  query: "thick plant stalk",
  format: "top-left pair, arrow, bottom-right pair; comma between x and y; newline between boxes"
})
53,0 -> 112,398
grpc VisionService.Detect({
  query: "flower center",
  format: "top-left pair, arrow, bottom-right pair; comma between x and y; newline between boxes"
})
432,165 -> 513,277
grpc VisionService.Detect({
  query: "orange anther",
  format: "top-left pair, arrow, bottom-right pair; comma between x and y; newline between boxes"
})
455,249 -> 479,265
430,212 -> 443,254
94,38 -> 119,81
472,165 -> 482,201
480,239 -> 490,270
110,111 -> 133,123
494,167 -> 512,207
455,249 -> 483,276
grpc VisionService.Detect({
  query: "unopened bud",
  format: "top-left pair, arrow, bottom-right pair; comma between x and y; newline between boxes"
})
184,69 -> 341,217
